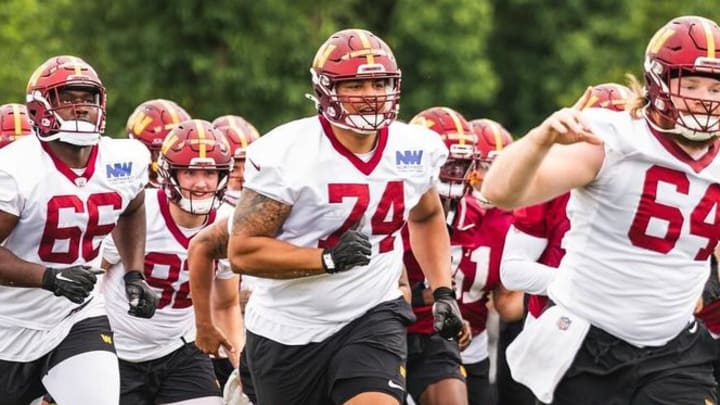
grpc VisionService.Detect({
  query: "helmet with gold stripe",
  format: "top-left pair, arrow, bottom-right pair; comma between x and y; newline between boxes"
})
0,103 -> 32,148
411,106 -> 476,199
157,119 -> 233,214
644,16 -> 720,140
310,29 -> 401,134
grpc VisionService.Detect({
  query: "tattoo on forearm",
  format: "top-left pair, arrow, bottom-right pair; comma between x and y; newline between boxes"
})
232,190 -> 291,238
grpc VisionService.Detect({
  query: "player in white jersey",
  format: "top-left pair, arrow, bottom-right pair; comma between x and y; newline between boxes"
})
0,55 -> 156,405
483,16 -> 720,404
226,28 -> 461,405
102,119 -> 237,405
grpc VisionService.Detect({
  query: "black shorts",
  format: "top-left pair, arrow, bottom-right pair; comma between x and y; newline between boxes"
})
238,348 -> 257,403
245,297 -> 415,405
552,321 -> 717,405
497,319 -> 535,405
405,332 -> 466,401
713,336 -> 720,398
464,358 -> 490,405
212,357 -> 234,389
119,342 -> 221,405
0,316 -> 115,405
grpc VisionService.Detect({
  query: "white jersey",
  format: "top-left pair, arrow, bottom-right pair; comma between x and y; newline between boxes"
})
242,116 -> 448,344
0,135 -> 148,361
548,108 -> 720,347
102,189 -> 235,362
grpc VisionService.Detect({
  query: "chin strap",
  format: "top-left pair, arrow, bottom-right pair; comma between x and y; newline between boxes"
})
643,106 -> 718,142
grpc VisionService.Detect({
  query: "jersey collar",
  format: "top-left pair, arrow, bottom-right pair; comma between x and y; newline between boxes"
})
646,120 -> 720,173
40,141 -> 98,187
319,115 -> 389,176
157,189 -> 217,249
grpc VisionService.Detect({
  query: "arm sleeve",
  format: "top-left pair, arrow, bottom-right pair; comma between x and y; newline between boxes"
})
500,225 -> 556,295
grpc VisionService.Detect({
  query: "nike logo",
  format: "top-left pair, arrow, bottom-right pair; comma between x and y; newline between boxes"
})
56,274 -> 77,283
248,158 -> 260,171
387,380 -> 404,391
689,322 -> 698,334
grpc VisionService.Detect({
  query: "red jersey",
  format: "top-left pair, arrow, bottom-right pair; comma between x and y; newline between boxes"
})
405,194 -> 512,335
512,192 -> 570,317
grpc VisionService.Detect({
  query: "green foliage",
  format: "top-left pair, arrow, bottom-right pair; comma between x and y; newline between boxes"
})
0,0 -> 718,138
391,0 -> 496,121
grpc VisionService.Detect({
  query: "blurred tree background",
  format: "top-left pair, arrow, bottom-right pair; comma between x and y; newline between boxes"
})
0,0 -> 717,137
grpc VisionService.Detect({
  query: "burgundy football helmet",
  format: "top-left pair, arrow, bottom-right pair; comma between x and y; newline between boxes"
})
310,29 -> 401,134
127,99 -> 191,151
157,119 -> 233,214
580,83 -> 633,112
212,115 -> 260,160
470,118 -> 513,171
0,103 -> 32,148
411,106 -> 476,199
127,99 -> 191,187
644,16 -> 720,140
26,55 -> 106,146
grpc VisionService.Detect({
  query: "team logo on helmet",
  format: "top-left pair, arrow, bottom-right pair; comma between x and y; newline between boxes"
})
157,119 -> 233,215
309,29 -> 401,134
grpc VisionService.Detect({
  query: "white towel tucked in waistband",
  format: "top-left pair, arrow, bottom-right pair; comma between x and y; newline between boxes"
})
506,304 -> 590,403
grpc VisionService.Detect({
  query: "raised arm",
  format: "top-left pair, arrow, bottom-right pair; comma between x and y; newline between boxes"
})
481,93 -> 605,209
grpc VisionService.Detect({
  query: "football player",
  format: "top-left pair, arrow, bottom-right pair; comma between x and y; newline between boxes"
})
0,55 -> 154,405
126,99 -> 191,188
463,117 -> 535,405
482,16 -> 720,404
406,107 -> 523,405
227,28 -> 460,405
0,103 -> 32,148
101,119 -> 238,405
500,82 -> 633,324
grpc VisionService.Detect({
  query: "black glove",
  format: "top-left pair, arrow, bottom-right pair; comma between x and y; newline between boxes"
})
432,287 -> 463,340
321,230 -> 371,274
124,270 -> 159,319
42,265 -> 98,304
